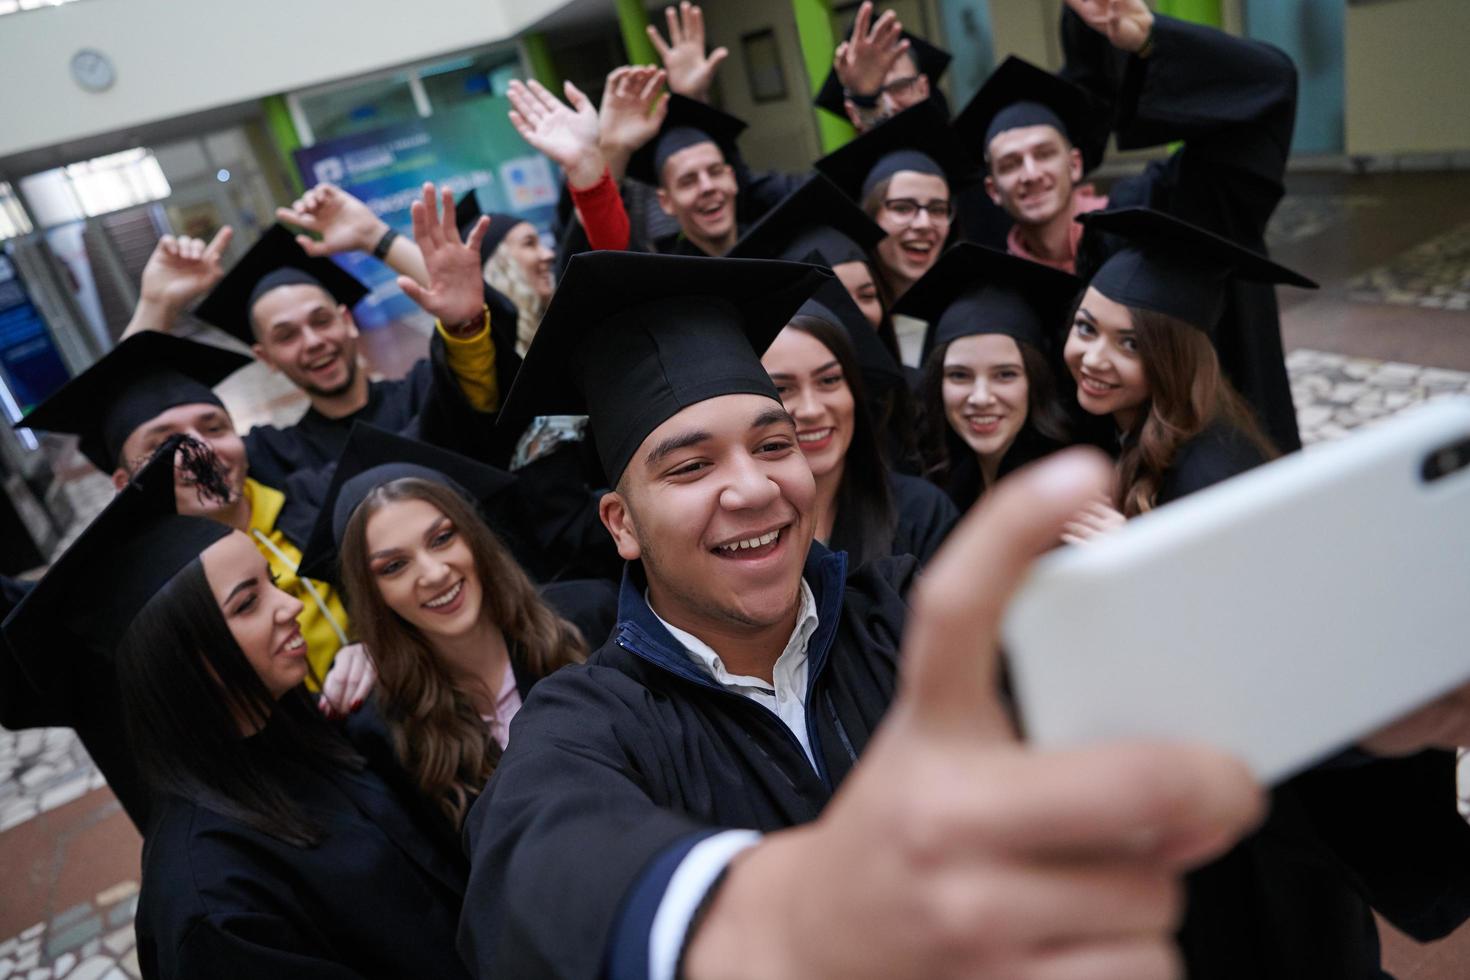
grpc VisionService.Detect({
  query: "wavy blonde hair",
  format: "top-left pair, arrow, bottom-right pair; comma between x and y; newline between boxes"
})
338,478 -> 585,829
483,249 -> 547,357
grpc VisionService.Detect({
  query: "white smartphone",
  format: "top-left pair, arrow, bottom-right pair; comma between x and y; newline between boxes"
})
1002,396 -> 1470,784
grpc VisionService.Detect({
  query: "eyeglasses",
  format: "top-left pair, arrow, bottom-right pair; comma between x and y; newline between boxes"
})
883,198 -> 953,223
879,75 -> 921,98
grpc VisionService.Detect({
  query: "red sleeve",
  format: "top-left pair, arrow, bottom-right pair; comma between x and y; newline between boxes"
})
568,169 -> 631,252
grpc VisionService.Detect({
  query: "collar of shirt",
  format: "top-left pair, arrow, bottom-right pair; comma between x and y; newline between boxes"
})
1005,184 -> 1110,274
646,580 -> 820,697
481,662 -> 522,750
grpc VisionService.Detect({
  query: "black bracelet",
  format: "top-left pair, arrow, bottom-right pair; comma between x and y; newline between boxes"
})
843,87 -> 880,110
371,227 -> 399,260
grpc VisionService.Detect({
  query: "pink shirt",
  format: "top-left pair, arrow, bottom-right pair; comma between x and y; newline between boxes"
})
480,665 -> 523,750
1006,185 -> 1110,275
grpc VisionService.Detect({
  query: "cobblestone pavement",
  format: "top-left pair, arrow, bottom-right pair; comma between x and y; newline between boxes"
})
1266,194 -> 1382,250
1347,220 -> 1470,312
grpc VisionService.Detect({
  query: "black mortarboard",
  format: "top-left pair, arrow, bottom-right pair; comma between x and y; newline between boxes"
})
814,31 -> 953,119
815,101 -> 975,203
16,332 -> 250,473
2,437 -> 232,660
795,261 -> 905,391
728,174 -> 885,266
893,243 -> 1083,362
296,422 -> 518,582
953,56 -> 1111,174
455,190 -> 525,266
496,251 -> 830,485
194,224 -> 370,345
1078,208 -> 1317,337
625,94 -> 748,189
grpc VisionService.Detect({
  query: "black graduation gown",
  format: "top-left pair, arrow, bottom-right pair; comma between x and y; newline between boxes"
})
935,426 -> 1068,513
1180,750 -> 1470,980
457,546 -> 916,978
135,737 -> 472,980
244,287 -> 524,489
829,472 -> 957,568
1072,15 -> 1302,453
1,576 -> 152,827
1155,419 -> 1267,506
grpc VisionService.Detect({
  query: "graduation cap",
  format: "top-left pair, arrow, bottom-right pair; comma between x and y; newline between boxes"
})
795,261 -> 905,391
455,190 -> 526,266
296,422 -> 518,583
1078,207 -> 1317,337
625,94 -> 748,189
892,242 -> 1083,362
194,224 -> 371,345
16,332 -> 250,473
953,56 -> 1111,175
813,31 -> 953,120
1,436 -> 232,660
815,100 -> 976,203
728,173 -> 885,266
496,251 -> 830,486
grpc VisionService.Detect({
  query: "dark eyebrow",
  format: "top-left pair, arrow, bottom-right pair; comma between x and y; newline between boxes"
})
225,577 -> 258,604
810,360 -> 840,377
751,406 -> 795,431
646,428 -> 714,468
1076,307 -> 1097,324
423,516 -> 451,542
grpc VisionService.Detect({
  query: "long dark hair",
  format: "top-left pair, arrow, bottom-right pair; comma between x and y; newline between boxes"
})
1113,308 -> 1277,516
338,478 -> 586,829
782,315 -> 897,568
918,336 -> 1072,500
116,559 -> 363,848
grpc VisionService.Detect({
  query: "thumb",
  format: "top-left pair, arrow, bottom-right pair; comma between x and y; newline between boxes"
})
707,47 -> 729,71
296,234 -> 331,257
397,275 -> 430,309
895,448 -> 1114,739
565,80 -> 593,114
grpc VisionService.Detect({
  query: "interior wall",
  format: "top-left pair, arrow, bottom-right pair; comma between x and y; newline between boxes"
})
0,0 -> 574,161
697,0 -> 822,173
1345,0 -> 1470,156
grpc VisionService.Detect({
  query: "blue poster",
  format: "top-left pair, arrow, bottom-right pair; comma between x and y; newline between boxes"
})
0,250 -> 70,425
294,97 -> 560,330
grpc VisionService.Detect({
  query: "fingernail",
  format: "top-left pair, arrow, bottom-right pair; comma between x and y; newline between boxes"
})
352,699 -> 364,711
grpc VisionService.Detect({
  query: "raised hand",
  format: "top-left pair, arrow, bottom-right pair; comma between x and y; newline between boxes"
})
138,226 -> 234,316
275,183 -> 388,257
397,183 -> 488,334
1064,0 -> 1156,54
597,65 -> 670,179
832,1 -> 909,97
646,2 -> 728,102
684,450 -> 1264,980
508,78 -> 606,190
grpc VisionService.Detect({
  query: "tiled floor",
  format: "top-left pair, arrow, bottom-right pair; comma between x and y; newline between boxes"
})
4,169 -> 1470,978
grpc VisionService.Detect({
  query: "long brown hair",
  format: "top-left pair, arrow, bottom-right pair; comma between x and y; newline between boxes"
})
1115,309 -> 1277,517
338,478 -> 586,828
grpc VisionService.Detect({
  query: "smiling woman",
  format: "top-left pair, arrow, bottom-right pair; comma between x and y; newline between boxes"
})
2,444 -> 476,979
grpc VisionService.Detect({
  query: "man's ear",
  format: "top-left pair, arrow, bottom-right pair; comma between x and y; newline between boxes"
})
250,339 -> 277,371
340,306 -> 359,340
1068,146 -> 1084,183
655,187 -> 675,218
598,490 -> 643,562
984,174 -> 1000,207
914,74 -> 930,101
110,466 -> 131,492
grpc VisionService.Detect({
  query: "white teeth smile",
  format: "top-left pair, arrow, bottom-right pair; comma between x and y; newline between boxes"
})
306,356 -> 335,370
797,428 -> 833,444
969,415 -> 1001,425
282,633 -> 305,653
717,527 -> 782,553
1081,375 -> 1119,393
424,580 -> 463,608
